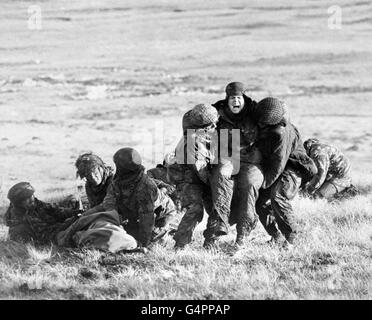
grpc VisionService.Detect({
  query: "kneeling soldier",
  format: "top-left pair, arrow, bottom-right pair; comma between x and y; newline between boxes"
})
303,138 -> 352,199
82,148 -> 180,248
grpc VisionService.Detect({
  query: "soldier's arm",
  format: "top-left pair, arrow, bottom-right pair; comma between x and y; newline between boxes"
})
82,183 -> 116,216
188,135 -> 210,183
306,152 -> 329,193
41,201 -> 80,222
262,129 -> 290,189
137,189 -> 156,248
151,178 -> 176,196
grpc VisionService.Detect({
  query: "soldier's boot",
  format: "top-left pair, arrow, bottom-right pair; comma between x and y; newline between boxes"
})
235,214 -> 258,248
204,211 -> 229,239
235,234 -> 245,248
281,240 -> 294,250
174,243 -> 187,251
267,231 -> 287,247
203,237 -> 219,252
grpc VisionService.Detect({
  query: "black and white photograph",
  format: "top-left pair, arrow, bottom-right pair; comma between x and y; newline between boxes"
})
0,0 -> 371,303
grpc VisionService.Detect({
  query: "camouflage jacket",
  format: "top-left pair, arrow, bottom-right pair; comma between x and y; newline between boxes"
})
307,142 -> 351,191
4,198 -> 79,244
85,166 -> 114,208
254,121 -> 317,189
147,165 -> 176,195
172,130 -> 217,184
97,170 -> 164,247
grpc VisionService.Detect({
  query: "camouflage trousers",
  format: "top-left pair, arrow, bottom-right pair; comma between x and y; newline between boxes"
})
256,168 -> 302,244
173,182 -> 212,247
152,191 -> 183,242
314,174 -> 352,199
206,162 -> 263,242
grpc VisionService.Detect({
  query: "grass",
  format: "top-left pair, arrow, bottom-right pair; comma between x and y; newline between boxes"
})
0,190 -> 371,300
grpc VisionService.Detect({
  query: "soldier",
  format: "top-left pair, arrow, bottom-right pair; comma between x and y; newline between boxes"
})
75,152 -> 114,208
168,104 -> 217,249
209,82 -> 264,248
81,148 -> 179,248
252,98 -> 317,246
303,138 -> 352,199
4,182 -> 81,244
147,161 -> 181,212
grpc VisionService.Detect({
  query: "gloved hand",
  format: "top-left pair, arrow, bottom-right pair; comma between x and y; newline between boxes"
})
151,226 -> 168,242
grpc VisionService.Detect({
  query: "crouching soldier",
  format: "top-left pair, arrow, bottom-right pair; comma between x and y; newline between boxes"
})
4,182 -> 82,244
253,98 -> 317,245
82,148 -> 180,248
168,104 -> 217,249
303,138 -> 352,199
147,160 -> 181,212
75,152 -> 114,208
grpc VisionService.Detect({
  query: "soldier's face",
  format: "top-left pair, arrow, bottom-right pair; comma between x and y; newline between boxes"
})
85,167 -> 103,186
20,195 -> 35,210
196,123 -> 217,135
228,96 -> 245,114
195,123 -> 217,141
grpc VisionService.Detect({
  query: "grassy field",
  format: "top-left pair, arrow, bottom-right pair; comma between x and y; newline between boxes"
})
0,0 -> 371,299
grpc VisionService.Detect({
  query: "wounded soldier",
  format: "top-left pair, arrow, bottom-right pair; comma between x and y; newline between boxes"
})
4,182 -> 138,253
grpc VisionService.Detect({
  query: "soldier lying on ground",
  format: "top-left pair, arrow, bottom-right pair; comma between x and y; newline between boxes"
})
81,147 -> 180,248
167,104 -> 216,250
252,98 -> 318,246
4,182 -> 82,244
208,82 -> 263,249
4,182 -> 138,253
303,138 -> 352,199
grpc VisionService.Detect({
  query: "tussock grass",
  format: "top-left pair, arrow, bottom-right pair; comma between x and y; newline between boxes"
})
0,188 -> 371,299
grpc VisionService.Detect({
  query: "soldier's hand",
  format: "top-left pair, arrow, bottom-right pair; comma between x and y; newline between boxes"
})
76,209 -> 85,217
139,247 -> 148,254
81,209 -> 94,216
160,187 -> 168,195
135,240 -> 150,253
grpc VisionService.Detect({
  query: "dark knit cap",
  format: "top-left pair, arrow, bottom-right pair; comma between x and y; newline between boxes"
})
75,152 -> 105,178
225,82 -> 245,97
256,97 -> 286,126
7,182 -> 35,203
113,147 -> 142,172
182,104 -> 219,130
